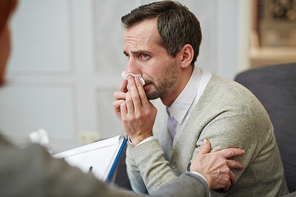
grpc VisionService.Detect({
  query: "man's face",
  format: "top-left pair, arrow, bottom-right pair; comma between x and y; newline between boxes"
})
123,19 -> 179,100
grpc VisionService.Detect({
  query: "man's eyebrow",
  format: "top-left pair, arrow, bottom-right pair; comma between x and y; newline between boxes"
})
123,50 -> 151,56
123,51 -> 129,57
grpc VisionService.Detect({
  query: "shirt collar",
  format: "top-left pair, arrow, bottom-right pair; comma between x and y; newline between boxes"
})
167,67 -> 201,124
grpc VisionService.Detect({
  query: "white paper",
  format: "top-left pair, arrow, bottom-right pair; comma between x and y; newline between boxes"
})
53,135 -> 124,181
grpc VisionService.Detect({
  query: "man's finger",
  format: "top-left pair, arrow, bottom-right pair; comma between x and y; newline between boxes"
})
223,180 -> 231,191
120,101 -> 127,117
127,76 -> 137,93
229,171 -> 236,185
226,160 -> 244,170
198,139 -> 211,154
119,79 -> 128,93
114,91 -> 126,100
218,148 -> 245,159
125,92 -> 134,114
113,100 -> 124,111
128,76 -> 142,111
135,76 -> 148,107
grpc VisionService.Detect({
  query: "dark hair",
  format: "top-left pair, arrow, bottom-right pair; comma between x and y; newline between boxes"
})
0,0 -> 18,33
121,1 -> 202,65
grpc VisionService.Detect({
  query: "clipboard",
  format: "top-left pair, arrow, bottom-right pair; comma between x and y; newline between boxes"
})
53,135 -> 127,182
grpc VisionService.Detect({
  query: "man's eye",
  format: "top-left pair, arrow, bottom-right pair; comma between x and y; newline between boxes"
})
141,53 -> 149,59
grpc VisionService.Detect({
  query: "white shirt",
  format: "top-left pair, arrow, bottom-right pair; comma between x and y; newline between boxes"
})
167,66 -> 212,147
166,66 -> 212,195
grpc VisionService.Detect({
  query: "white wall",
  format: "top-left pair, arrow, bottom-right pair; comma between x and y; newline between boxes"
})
0,0 -> 251,153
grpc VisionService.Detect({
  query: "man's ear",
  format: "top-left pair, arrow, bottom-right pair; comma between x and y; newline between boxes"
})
178,44 -> 194,68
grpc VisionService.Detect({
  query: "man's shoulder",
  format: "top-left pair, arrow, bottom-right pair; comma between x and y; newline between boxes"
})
194,74 -> 270,126
207,74 -> 250,94
203,74 -> 262,108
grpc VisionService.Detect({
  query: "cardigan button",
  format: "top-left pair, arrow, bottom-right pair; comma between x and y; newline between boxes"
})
170,162 -> 176,169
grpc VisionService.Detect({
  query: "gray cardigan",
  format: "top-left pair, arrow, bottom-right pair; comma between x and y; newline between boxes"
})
126,74 -> 288,196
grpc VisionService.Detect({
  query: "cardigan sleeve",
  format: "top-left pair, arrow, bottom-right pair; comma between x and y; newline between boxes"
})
126,138 -> 179,194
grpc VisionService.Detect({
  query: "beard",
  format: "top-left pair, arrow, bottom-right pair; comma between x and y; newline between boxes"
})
145,61 -> 179,100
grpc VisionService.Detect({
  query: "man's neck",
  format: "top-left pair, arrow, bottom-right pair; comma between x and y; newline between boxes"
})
161,65 -> 194,107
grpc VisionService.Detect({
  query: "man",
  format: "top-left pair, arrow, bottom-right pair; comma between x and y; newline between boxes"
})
0,0 -> 245,196
113,1 -> 288,196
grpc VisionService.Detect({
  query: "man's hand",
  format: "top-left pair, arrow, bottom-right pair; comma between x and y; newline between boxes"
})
190,139 -> 245,191
113,78 -> 128,121
113,76 -> 157,146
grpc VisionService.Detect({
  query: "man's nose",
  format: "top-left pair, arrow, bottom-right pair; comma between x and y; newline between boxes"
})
126,56 -> 141,75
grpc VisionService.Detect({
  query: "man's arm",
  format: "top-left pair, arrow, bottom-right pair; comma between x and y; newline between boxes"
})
127,136 -> 244,195
190,139 -> 244,191
153,172 -> 210,197
191,113 -> 270,197
156,139 -> 245,197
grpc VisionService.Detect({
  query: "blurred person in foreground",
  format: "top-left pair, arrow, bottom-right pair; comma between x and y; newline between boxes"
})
0,0 -> 245,196
113,1 -> 288,196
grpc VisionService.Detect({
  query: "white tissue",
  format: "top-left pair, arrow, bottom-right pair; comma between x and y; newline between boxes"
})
121,71 -> 145,86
